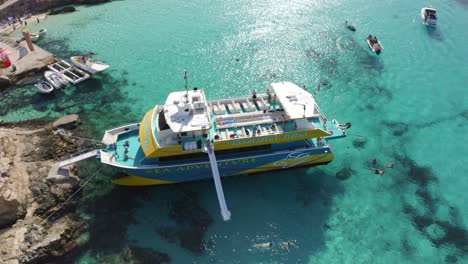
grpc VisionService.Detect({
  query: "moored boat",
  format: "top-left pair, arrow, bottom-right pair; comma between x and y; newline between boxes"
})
29,33 -> 40,42
44,71 -> 68,89
99,79 -> 349,187
366,35 -> 384,55
35,80 -> 54,93
70,55 -> 110,74
47,59 -> 90,85
421,7 -> 437,26
38,28 -> 47,35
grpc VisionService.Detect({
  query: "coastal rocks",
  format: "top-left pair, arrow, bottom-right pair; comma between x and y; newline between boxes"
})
52,114 -> 80,129
0,115 -> 87,263
0,76 -> 12,90
0,216 -> 85,264
49,6 -> 77,15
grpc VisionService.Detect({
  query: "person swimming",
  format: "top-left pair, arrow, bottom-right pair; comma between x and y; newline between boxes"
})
254,242 -> 273,249
280,241 -> 298,252
373,168 -> 385,175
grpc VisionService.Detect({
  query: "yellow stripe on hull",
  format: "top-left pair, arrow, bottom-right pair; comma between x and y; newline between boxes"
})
112,153 -> 334,186
112,175 -> 174,186
232,153 -> 334,175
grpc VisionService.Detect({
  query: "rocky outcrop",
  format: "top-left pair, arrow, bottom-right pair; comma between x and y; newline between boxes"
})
0,0 -> 112,19
0,115 -> 89,264
48,6 -> 76,15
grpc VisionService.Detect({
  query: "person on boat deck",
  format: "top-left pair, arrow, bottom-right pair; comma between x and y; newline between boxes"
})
266,88 -> 271,102
252,89 -> 257,99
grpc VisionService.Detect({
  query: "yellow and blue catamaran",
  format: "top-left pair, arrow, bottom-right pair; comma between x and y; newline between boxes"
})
100,73 -> 349,220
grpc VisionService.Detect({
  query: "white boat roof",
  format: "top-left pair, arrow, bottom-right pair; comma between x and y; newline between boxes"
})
270,82 -> 319,119
164,89 -> 212,133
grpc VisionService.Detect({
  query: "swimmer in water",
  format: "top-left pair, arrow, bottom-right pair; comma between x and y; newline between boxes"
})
372,168 -> 385,175
254,242 -> 273,249
280,241 -> 298,252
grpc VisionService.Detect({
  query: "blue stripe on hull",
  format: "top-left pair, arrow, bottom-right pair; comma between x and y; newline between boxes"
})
116,147 -> 332,183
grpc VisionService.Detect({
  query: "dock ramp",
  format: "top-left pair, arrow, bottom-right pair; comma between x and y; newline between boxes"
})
48,150 -> 99,179
48,59 -> 90,84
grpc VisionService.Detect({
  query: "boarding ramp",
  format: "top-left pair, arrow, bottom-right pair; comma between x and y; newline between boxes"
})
203,140 -> 231,221
48,59 -> 90,84
48,150 -> 99,179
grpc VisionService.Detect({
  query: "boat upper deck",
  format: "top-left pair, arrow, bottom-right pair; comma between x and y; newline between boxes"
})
164,89 -> 211,133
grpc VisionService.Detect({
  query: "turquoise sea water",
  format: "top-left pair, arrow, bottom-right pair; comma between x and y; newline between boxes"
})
2,0 -> 468,263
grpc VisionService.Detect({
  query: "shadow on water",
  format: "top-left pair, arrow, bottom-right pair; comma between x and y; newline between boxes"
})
194,168 -> 345,263
49,162 -> 172,263
425,26 -> 444,42
60,165 -> 345,263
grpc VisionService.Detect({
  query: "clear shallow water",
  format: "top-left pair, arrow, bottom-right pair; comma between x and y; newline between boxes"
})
2,0 -> 468,263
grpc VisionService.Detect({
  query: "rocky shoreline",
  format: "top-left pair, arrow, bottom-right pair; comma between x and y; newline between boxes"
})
0,0 -> 112,19
0,115 -> 88,264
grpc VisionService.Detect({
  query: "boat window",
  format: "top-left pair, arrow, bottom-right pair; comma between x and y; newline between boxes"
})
158,144 -> 272,162
158,110 -> 170,130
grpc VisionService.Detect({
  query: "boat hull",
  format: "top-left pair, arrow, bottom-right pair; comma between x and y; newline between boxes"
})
421,8 -> 437,26
103,147 -> 334,186
70,56 -> 110,74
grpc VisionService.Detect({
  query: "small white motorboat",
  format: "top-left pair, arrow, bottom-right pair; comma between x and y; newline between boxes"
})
29,33 -> 40,42
38,28 -> 47,35
44,71 -> 68,89
366,35 -> 384,55
35,80 -> 54,93
421,7 -> 437,26
70,55 -> 110,74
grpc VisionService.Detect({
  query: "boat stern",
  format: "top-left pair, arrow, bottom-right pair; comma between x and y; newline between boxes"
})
324,119 -> 349,141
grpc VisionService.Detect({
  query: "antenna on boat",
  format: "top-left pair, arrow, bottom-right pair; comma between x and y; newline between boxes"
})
183,70 -> 189,103
295,103 -> 307,117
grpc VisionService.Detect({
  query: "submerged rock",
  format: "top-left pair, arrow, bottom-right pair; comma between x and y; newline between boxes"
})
156,190 -> 213,254
352,138 -> 367,149
49,6 -> 77,15
335,167 -> 353,180
425,223 -> 446,241
124,246 -> 171,264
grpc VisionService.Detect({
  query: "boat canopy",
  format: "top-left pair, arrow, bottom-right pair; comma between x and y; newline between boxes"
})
270,82 -> 319,119
164,89 -> 212,133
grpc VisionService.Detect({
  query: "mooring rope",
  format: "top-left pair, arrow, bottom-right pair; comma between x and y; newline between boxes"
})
40,167 -> 102,226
